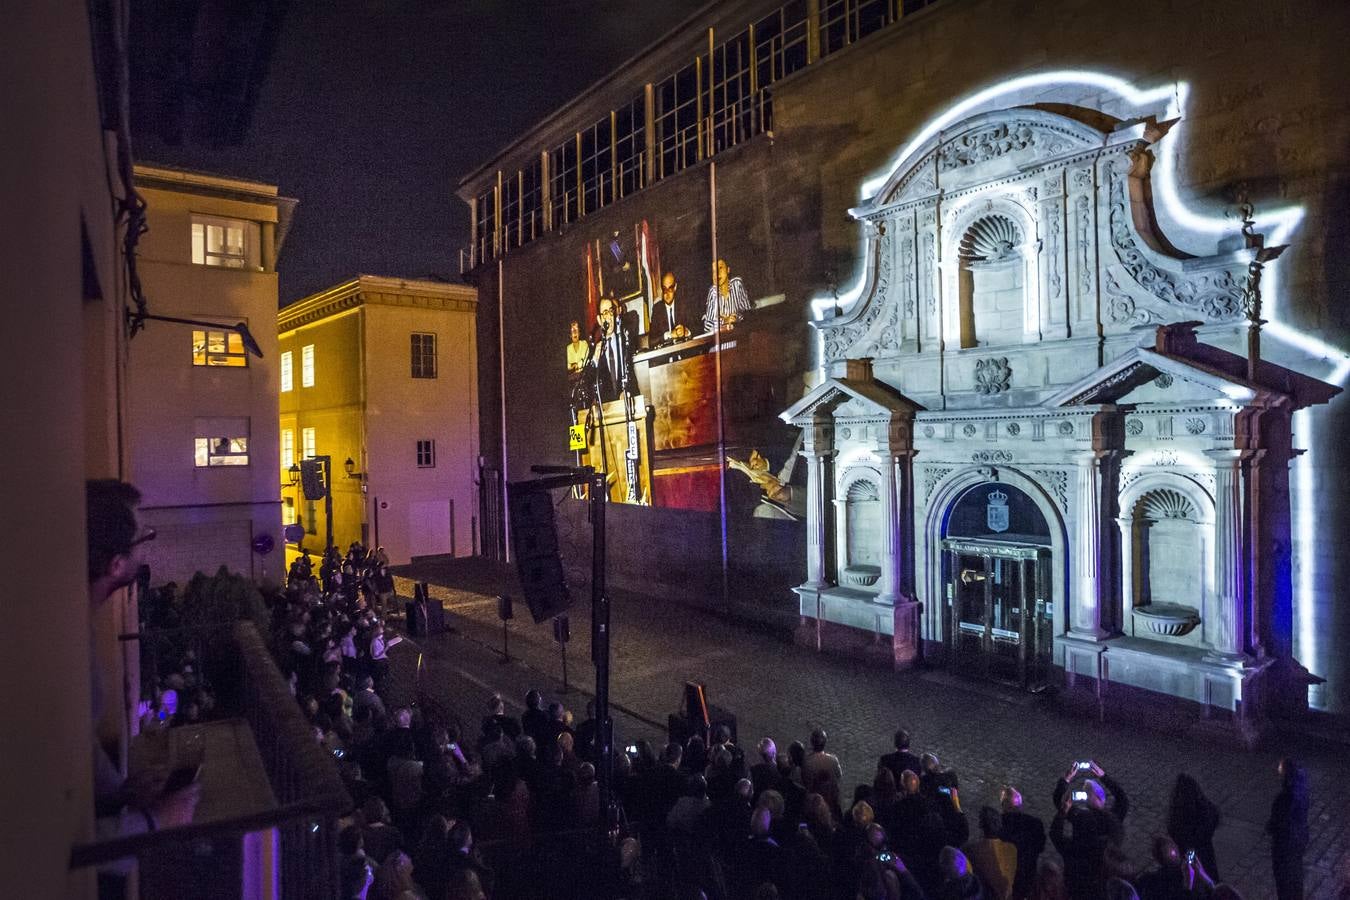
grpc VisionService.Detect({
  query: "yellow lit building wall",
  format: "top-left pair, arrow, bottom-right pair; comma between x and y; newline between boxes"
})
279,276 -> 479,564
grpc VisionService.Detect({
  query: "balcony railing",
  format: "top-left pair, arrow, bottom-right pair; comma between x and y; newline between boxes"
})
71,622 -> 352,900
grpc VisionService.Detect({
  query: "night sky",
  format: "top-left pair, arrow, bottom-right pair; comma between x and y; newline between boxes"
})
133,0 -> 707,304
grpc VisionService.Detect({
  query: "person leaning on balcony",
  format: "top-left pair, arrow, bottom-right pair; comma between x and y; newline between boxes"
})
86,481 -> 202,852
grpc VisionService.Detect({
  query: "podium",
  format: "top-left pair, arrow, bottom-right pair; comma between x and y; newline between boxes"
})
579,394 -> 653,505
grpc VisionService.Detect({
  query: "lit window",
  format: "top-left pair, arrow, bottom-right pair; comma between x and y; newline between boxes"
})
301,344 -> 315,387
283,496 -> 296,526
416,439 -> 436,468
191,329 -> 248,367
280,428 -> 294,471
411,333 -> 437,379
195,436 -> 249,467
302,427 -> 316,459
280,351 -> 293,392
190,216 -> 250,268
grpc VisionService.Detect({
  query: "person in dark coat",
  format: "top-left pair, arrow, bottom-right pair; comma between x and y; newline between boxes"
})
998,786 -> 1045,900
1166,773 -> 1221,882
880,729 -> 925,785
1267,756 -> 1310,900
1049,760 -> 1129,900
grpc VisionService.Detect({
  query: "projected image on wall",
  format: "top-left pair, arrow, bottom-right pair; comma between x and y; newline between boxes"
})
562,218 -> 801,518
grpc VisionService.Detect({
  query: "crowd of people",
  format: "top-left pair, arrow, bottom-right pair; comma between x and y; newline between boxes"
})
265,541 -> 1315,900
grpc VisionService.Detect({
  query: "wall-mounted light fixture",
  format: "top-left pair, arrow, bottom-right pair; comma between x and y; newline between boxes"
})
126,308 -> 264,358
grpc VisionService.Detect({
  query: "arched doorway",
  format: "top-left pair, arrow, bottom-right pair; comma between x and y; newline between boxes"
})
940,482 -> 1054,689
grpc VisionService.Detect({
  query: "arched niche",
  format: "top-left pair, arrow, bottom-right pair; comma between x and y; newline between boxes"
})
944,198 -> 1041,349
1117,474 -> 1216,647
834,466 -> 883,590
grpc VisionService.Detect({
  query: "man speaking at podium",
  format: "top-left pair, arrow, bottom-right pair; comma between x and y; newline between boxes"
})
590,296 -> 634,404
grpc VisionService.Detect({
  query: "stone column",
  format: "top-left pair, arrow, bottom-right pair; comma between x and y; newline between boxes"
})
1207,449 -> 1246,658
876,454 -> 901,606
801,423 -> 834,590
1070,450 -> 1110,639
1114,515 -> 1135,633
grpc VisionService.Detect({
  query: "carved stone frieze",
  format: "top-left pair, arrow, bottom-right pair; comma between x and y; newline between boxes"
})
938,123 -> 1036,170
972,449 -> 1015,464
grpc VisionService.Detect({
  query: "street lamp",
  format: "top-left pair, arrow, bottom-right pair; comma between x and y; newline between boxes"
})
287,463 -> 301,487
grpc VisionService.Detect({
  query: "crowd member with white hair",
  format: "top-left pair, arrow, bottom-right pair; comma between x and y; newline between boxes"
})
998,785 -> 1046,900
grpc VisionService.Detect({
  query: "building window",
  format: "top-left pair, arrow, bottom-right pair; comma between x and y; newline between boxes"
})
301,344 -> 315,387
580,115 -> 613,215
475,189 -> 496,263
191,215 -> 253,268
283,496 -> 296,526
614,94 -> 646,199
281,428 -> 294,471
304,497 -> 317,534
655,60 -> 703,180
416,439 -> 436,468
549,138 -> 579,227
302,427 -> 316,459
710,29 -> 757,154
194,415 -> 250,467
501,174 -> 521,252
754,1 -> 810,89
280,350 -> 293,392
411,332 -> 438,379
191,329 -> 248,367
520,158 -> 543,245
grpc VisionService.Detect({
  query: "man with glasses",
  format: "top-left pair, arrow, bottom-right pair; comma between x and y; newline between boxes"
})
86,480 -> 200,864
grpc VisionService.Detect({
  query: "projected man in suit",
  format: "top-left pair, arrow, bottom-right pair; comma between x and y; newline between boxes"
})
649,271 -> 694,346
591,296 -> 634,404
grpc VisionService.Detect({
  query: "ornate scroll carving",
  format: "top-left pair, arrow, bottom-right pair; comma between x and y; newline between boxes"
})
1107,161 -> 1244,319
1032,468 -> 1069,511
924,466 -> 953,501
821,230 -> 895,361
938,123 -> 1036,171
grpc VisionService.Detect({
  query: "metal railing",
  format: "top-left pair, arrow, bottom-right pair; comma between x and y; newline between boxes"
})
72,622 -> 352,899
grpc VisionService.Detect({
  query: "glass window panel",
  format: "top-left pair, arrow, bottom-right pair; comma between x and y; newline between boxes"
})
192,223 -> 205,264
280,351 -> 293,392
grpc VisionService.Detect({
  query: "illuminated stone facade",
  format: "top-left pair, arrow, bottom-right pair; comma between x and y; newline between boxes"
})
783,105 -> 1338,720
459,0 -> 1350,713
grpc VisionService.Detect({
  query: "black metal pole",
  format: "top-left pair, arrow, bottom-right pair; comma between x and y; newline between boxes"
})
591,468 -> 615,833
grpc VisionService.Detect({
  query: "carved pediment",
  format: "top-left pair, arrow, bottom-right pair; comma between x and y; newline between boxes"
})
818,104 -> 1264,373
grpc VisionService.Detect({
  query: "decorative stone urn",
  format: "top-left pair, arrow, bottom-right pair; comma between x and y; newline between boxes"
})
1132,602 -> 1201,637
841,565 -> 881,588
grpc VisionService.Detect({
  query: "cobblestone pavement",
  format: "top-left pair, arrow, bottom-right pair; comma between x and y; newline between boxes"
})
386,562 -> 1350,899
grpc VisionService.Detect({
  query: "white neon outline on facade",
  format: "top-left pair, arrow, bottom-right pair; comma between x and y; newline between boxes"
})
805,70 -> 1350,689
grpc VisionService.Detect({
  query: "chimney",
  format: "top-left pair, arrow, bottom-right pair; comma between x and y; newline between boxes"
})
1154,321 -> 1202,356
844,357 -> 874,382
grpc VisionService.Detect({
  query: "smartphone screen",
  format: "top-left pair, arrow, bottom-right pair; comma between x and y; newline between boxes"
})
1071,790 -> 1088,803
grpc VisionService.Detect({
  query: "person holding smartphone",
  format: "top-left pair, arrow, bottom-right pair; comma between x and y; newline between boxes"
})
1132,835 -> 1215,899
1049,758 -> 1130,899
